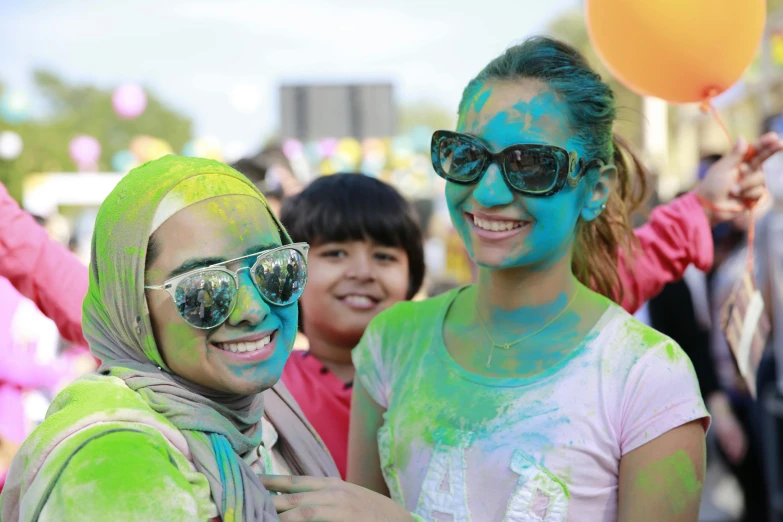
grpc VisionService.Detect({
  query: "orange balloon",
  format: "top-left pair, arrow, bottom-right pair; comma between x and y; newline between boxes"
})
586,0 -> 765,103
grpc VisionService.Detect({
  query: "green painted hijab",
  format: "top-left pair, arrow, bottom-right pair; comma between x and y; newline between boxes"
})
2,156 -> 337,522
86,156 -> 286,521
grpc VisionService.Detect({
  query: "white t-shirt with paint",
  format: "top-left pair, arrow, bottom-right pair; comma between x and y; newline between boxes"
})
353,289 -> 710,522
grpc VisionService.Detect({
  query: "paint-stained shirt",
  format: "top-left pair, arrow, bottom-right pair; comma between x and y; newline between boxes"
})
353,289 -> 710,522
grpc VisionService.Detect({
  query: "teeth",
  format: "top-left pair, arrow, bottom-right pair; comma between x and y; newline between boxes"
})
217,335 -> 271,353
473,215 -> 524,232
343,295 -> 375,307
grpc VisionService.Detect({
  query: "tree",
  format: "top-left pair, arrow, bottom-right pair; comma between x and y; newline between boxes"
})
0,71 -> 193,203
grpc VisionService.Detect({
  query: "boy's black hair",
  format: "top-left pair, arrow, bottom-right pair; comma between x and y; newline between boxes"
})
280,173 -> 425,299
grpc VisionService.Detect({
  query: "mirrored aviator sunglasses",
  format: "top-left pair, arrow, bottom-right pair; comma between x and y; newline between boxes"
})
145,243 -> 309,329
430,130 -> 598,197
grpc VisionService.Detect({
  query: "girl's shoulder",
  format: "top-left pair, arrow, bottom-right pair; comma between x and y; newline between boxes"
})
592,302 -> 693,375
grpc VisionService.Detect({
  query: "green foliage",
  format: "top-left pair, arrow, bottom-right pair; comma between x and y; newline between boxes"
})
0,71 -> 193,203
398,99 -> 457,133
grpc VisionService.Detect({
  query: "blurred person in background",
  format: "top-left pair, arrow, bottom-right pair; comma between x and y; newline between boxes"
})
0,188 -> 97,494
1,155 -> 341,522
232,144 -> 303,217
649,154 -> 766,522
707,190 -> 773,522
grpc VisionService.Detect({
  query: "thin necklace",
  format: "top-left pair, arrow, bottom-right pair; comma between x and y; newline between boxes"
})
476,285 -> 581,368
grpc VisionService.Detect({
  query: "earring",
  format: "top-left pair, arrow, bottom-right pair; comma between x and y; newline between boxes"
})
601,204 -> 606,210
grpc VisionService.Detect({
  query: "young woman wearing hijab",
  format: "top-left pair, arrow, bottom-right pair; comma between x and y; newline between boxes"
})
0,156 -> 346,521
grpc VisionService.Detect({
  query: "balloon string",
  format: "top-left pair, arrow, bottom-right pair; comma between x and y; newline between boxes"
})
699,96 -> 758,275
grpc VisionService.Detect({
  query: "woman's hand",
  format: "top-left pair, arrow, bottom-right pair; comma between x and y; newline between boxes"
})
260,475 -> 414,522
695,132 -> 783,226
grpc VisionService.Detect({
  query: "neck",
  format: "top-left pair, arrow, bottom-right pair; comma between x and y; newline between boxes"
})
475,254 -> 577,331
304,331 -> 356,384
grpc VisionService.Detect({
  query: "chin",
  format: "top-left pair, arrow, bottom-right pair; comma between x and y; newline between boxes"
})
471,246 -> 528,270
228,374 -> 282,396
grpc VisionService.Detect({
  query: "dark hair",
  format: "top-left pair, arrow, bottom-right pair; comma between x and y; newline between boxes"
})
145,232 -> 160,271
458,36 -> 648,306
280,173 -> 425,299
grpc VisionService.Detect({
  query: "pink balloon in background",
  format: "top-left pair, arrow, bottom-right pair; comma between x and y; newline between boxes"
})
282,139 -> 303,159
112,84 -> 147,120
319,138 -> 338,158
69,135 -> 101,167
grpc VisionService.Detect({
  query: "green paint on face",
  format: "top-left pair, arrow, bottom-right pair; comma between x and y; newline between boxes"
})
633,449 -> 702,514
164,321 -> 202,366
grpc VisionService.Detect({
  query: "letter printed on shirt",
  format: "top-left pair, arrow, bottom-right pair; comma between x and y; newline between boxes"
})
414,430 -> 473,522
502,450 -> 569,522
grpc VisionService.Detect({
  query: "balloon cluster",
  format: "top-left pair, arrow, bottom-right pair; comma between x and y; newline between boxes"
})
282,126 -> 436,198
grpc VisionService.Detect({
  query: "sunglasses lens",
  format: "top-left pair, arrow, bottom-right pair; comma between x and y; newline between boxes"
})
174,271 -> 236,329
504,148 -> 560,194
436,136 -> 485,182
253,248 -> 307,306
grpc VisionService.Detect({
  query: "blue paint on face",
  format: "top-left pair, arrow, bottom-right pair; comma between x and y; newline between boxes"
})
225,262 -> 298,382
474,89 -> 492,113
447,79 -> 592,270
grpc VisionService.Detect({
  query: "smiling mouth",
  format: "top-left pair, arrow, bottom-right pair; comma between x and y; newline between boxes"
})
338,294 -> 380,309
214,332 -> 275,353
466,212 -> 530,232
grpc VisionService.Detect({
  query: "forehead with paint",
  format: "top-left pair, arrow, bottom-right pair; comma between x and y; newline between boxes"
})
458,79 -> 579,153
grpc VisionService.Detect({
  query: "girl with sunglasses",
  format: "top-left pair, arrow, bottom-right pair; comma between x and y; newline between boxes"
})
261,38 -> 781,522
0,156 -> 350,521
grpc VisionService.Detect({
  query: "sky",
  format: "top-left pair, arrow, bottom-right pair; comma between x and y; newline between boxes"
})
0,0 -> 578,161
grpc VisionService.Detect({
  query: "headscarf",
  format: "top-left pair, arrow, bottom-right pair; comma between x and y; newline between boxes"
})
78,155 -> 321,521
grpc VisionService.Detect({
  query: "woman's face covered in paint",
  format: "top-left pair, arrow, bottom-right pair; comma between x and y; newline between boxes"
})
447,79 -> 594,270
144,195 -> 298,395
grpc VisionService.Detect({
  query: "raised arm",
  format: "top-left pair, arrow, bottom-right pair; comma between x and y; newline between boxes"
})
618,133 -> 783,313
0,182 -> 89,345
619,193 -> 712,314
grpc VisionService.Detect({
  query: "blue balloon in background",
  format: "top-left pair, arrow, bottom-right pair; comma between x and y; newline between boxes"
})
409,125 -> 433,153
111,150 -> 137,172
304,142 -> 321,164
181,140 -> 198,157
0,90 -> 32,125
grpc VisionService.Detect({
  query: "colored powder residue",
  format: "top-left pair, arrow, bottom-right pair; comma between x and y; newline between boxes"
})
474,89 -> 492,113
633,449 -> 702,514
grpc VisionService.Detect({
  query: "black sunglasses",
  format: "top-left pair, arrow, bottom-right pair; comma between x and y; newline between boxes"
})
431,130 -> 605,197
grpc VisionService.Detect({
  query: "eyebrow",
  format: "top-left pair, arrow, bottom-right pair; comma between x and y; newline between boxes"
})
166,243 -> 279,279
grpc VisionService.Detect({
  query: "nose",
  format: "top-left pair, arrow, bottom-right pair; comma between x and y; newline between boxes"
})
225,268 -> 269,327
345,251 -> 375,282
472,162 -> 514,208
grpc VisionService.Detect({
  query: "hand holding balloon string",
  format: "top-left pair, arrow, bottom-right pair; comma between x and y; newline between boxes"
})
693,131 -> 783,271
